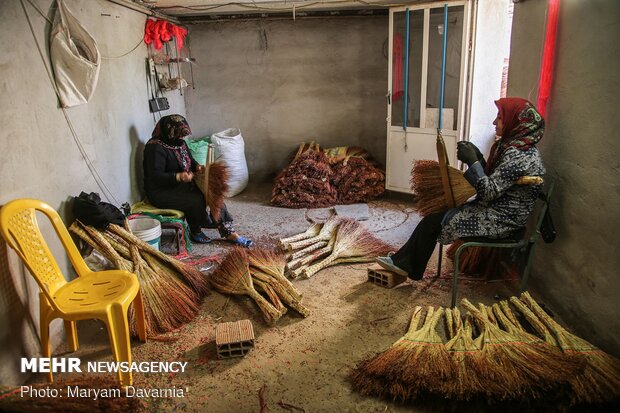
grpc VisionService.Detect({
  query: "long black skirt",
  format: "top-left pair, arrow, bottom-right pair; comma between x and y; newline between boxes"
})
146,182 -> 233,235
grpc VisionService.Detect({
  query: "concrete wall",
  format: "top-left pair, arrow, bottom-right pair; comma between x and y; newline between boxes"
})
0,0 -> 185,384
184,16 -> 388,182
468,0 -> 511,155
508,0 -> 620,354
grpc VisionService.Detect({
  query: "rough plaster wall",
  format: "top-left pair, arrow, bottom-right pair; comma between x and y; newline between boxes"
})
0,0 -> 185,384
185,17 -> 388,182
468,0 -> 510,155
508,0 -> 620,354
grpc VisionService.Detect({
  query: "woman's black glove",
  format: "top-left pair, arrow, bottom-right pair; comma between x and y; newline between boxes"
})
457,142 -> 479,166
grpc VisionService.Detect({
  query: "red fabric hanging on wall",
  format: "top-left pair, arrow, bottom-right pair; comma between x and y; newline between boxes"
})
392,34 -> 404,101
537,0 -> 561,118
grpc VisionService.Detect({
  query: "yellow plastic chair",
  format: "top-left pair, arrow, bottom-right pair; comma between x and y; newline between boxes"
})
0,199 -> 147,386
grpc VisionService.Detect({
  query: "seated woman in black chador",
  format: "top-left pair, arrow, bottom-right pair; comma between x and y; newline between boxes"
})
143,114 -> 253,247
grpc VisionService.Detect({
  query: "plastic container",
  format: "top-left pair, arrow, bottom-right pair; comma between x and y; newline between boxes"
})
128,217 -> 162,250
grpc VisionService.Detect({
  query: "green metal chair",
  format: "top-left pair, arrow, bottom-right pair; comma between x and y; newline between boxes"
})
450,182 -> 555,307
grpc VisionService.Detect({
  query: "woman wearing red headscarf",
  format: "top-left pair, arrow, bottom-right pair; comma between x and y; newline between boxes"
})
377,98 -> 545,279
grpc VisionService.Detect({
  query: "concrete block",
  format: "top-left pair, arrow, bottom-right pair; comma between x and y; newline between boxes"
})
367,264 -> 407,289
215,319 -> 255,359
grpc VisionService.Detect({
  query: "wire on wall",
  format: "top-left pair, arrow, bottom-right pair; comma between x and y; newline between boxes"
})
21,0 -> 121,205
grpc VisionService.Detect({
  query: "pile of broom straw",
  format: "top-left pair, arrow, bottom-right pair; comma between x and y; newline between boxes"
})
279,217 -> 394,279
210,247 -> 310,325
69,220 -> 210,337
271,143 -> 385,209
350,291 -> 620,406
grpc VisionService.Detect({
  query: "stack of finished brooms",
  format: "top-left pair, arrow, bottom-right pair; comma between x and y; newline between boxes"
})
209,247 -> 310,325
350,292 -> 620,407
278,217 -> 393,279
69,220 -> 210,338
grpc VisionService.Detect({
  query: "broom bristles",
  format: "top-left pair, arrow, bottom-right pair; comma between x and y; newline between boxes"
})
303,219 -> 392,278
211,248 -> 282,324
520,291 -> 620,404
411,160 -> 476,216
462,299 -> 581,400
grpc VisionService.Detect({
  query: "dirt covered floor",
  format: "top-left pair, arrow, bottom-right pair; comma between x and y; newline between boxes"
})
33,183 -> 539,412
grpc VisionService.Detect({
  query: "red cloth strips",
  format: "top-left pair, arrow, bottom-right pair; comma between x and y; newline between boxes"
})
144,19 -> 188,50
537,0 -> 561,118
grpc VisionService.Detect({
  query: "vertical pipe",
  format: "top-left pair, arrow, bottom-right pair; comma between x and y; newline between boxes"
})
403,8 -> 410,131
439,4 -> 449,130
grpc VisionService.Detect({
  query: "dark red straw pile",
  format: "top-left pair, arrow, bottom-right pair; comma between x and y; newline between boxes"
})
271,144 -> 385,208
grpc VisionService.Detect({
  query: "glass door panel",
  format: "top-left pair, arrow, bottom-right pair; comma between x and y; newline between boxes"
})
426,6 -> 464,131
391,9 -> 424,129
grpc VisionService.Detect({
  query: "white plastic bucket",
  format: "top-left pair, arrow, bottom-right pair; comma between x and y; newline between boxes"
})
129,218 -> 162,250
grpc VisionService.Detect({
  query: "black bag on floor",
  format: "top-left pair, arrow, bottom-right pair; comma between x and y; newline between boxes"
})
73,192 -> 125,230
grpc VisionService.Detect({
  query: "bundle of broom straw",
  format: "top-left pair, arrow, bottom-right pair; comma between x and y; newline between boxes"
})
411,159 -> 476,216
211,247 -> 310,323
302,218 -> 393,278
69,220 -> 209,337
194,148 -> 229,222
278,217 -> 392,279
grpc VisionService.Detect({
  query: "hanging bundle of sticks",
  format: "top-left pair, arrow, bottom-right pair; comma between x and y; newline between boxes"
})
349,294 -> 618,407
278,217 -> 393,279
271,143 -> 385,209
69,220 -> 210,337
210,247 -> 310,324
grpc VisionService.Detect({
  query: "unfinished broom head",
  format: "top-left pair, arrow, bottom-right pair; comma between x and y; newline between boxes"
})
211,248 -> 282,324
194,161 -> 229,220
411,159 -> 476,216
279,222 -> 323,249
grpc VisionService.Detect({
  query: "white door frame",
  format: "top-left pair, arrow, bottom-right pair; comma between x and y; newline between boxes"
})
386,0 -> 473,193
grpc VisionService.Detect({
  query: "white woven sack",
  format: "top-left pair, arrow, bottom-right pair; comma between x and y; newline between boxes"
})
211,128 -> 249,197
50,0 -> 101,108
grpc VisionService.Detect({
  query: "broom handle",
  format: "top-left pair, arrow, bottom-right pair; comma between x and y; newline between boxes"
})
288,238 -> 334,271
509,297 -> 557,346
287,220 -> 339,251
289,240 -> 328,261
279,223 -> 322,248
437,132 -> 456,209
302,251 -> 340,278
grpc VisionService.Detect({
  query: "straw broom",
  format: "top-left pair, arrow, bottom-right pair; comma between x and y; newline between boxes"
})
194,143 -> 229,222
107,223 -> 209,295
287,217 -> 341,252
462,299 -> 574,401
251,269 -> 310,318
302,219 -> 392,278
354,307 -> 453,401
279,223 -> 323,249
441,307 -> 490,400
491,302 -> 582,385
247,247 -> 302,301
210,248 -> 281,325
411,160 -> 475,216
349,306 -> 424,401
411,160 -> 545,217
520,291 -> 620,405
70,221 -> 200,336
